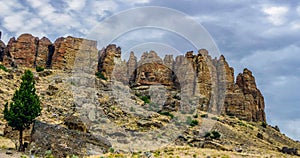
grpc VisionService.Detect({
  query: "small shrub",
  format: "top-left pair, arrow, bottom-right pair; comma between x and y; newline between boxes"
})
227,113 -> 235,117
36,66 -> 44,72
274,125 -> 280,132
257,132 -> 263,139
204,132 -> 211,138
95,72 -> 107,80
193,114 -> 198,118
139,95 -> 151,104
200,114 -> 208,118
109,147 -> 114,153
205,130 -> 221,139
261,122 -> 267,128
71,155 -> 79,158
190,119 -> 198,127
211,130 -> 221,139
211,117 -> 219,121
0,64 -> 8,72
158,111 -> 174,119
154,151 -> 160,157
238,121 -> 247,127
44,150 -> 54,158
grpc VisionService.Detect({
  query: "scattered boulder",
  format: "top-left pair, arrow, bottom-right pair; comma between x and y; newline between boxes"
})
257,132 -> 263,139
38,70 -> 52,77
5,73 -> 14,79
273,125 -> 280,132
281,146 -> 298,155
64,115 -> 89,133
6,150 -> 13,155
31,120 -> 111,157
46,85 -> 58,96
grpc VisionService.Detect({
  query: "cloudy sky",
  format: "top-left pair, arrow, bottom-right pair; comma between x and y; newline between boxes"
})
0,0 -> 300,140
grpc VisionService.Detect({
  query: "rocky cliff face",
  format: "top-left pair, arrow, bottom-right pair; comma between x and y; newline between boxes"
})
0,33 -> 266,122
97,45 -> 266,122
0,33 -> 97,72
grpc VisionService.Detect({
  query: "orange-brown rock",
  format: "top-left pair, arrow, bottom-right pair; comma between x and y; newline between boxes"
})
138,51 -> 163,66
131,51 -> 175,87
127,51 -> 137,81
97,44 -> 121,81
133,62 -> 174,86
236,68 -> 266,122
51,36 -> 97,71
0,32 -> 267,122
0,40 -> 5,62
5,34 -> 38,67
35,37 -> 52,68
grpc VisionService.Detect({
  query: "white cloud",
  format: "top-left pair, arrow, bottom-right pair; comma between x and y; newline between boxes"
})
91,1 -> 118,17
0,0 -> 24,17
66,0 -> 86,11
291,21 -> 300,30
263,6 -> 288,25
121,0 -> 150,5
26,0 -> 44,8
3,13 -> 25,32
271,119 -> 300,141
241,45 -> 300,70
189,15 -> 218,23
297,6 -> 300,16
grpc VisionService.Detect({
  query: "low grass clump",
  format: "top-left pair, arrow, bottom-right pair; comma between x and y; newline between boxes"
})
139,95 -> 151,104
95,71 -> 107,80
158,111 -> 174,119
36,66 -> 44,72
0,64 -> 8,72
205,130 -> 221,139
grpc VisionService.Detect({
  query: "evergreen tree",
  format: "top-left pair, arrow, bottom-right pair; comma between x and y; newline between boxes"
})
3,70 -> 41,151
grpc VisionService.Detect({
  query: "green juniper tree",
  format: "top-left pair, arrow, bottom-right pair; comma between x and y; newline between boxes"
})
3,70 -> 42,151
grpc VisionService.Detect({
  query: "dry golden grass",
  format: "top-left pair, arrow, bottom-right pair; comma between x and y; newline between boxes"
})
0,136 -> 15,149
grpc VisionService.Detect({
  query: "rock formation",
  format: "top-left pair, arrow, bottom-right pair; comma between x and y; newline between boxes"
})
97,45 -> 266,122
0,34 -> 5,61
1,33 -> 98,72
0,33 -> 266,122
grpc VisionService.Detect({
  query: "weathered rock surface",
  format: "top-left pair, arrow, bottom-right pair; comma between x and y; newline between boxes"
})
97,45 -> 266,122
0,33 -> 266,123
4,34 -> 38,67
0,33 -> 5,62
35,37 -> 51,68
224,68 -> 266,122
31,121 -> 111,157
97,44 -> 121,81
1,34 -> 97,72
52,36 -> 98,71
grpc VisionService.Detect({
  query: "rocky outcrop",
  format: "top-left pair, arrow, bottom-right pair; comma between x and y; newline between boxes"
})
217,55 -> 266,122
0,32 -> 266,122
97,44 -> 121,81
97,45 -> 266,122
35,37 -> 51,68
5,34 -> 38,67
52,36 -> 98,71
236,68 -> 265,122
127,51 -> 137,80
1,33 -> 97,72
31,121 -> 111,157
0,32 -> 5,62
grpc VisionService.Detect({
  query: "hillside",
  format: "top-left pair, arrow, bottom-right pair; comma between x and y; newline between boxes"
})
0,33 -> 299,157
